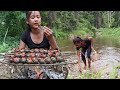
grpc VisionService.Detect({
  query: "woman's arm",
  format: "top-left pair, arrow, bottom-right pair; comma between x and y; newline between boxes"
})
88,37 -> 96,53
19,40 -> 26,50
77,50 -> 80,62
76,50 -> 81,70
43,26 -> 59,50
48,36 -> 59,50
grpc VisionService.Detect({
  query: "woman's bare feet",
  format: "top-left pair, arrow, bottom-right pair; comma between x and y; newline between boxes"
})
83,66 -> 86,70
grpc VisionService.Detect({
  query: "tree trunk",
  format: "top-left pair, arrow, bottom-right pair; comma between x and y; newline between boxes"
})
48,11 -> 57,27
95,11 -> 101,29
107,11 -> 112,28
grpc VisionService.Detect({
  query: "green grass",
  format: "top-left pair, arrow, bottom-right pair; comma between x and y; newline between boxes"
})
72,30 -> 87,36
66,64 -> 120,79
0,36 -> 19,53
66,74 -> 73,79
66,70 -> 102,79
96,27 -> 120,46
109,65 -> 118,79
98,27 -> 120,37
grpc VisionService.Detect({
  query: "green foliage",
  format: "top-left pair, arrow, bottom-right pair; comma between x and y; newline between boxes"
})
53,28 -> 68,39
112,11 -> 120,27
1,11 -> 120,53
1,11 -> 120,38
96,28 -> 120,47
78,70 -> 102,79
102,12 -> 115,28
109,65 -> 118,79
0,36 -> 19,53
72,29 -> 87,36
99,27 -> 120,37
4,11 -> 26,37
66,74 -> 72,79
0,42 -> 10,53
67,65 -> 120,79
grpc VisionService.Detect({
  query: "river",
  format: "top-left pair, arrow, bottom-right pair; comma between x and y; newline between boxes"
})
56,36 -> 120,79
57,37 -> 120,62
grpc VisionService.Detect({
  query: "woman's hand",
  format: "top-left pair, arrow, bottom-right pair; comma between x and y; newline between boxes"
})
43,26 -> 58,50
43,26 -> 54,39
94,50 -> 97,54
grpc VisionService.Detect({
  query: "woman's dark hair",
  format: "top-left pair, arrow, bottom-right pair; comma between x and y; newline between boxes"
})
25,11 -> 40,31
25,11 -> 33,31
26,11 -> 33,21
73,36 -> 83,44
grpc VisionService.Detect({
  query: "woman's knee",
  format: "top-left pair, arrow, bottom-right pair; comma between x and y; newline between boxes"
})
87,51 -> 91,59
81,55 -> 86,61
87,55 -> 91,60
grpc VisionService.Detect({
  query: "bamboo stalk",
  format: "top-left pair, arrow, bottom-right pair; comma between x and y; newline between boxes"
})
3,27 -> 9,44
0,60 -> 78,66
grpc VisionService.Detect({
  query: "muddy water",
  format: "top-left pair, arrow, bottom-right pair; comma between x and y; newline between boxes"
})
57,37 -> 120,61
57,37 -> 120,79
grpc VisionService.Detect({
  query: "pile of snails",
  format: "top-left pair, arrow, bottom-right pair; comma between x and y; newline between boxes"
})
4,48 -> 65,64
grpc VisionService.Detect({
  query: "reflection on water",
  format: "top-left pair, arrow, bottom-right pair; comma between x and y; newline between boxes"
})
57,39 -> 76,52
57,37 -> 120,52
57,38 -> 120,61
57,37 -> 120,61
95,37 -> 120,50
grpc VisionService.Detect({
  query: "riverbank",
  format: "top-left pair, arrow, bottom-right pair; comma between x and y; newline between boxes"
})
66,47 -> 120,79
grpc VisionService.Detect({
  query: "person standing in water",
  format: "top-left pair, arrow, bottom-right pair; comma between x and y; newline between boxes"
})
73,36 -> 97,72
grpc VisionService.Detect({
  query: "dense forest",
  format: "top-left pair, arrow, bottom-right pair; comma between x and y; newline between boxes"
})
0,11 -> 120,52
